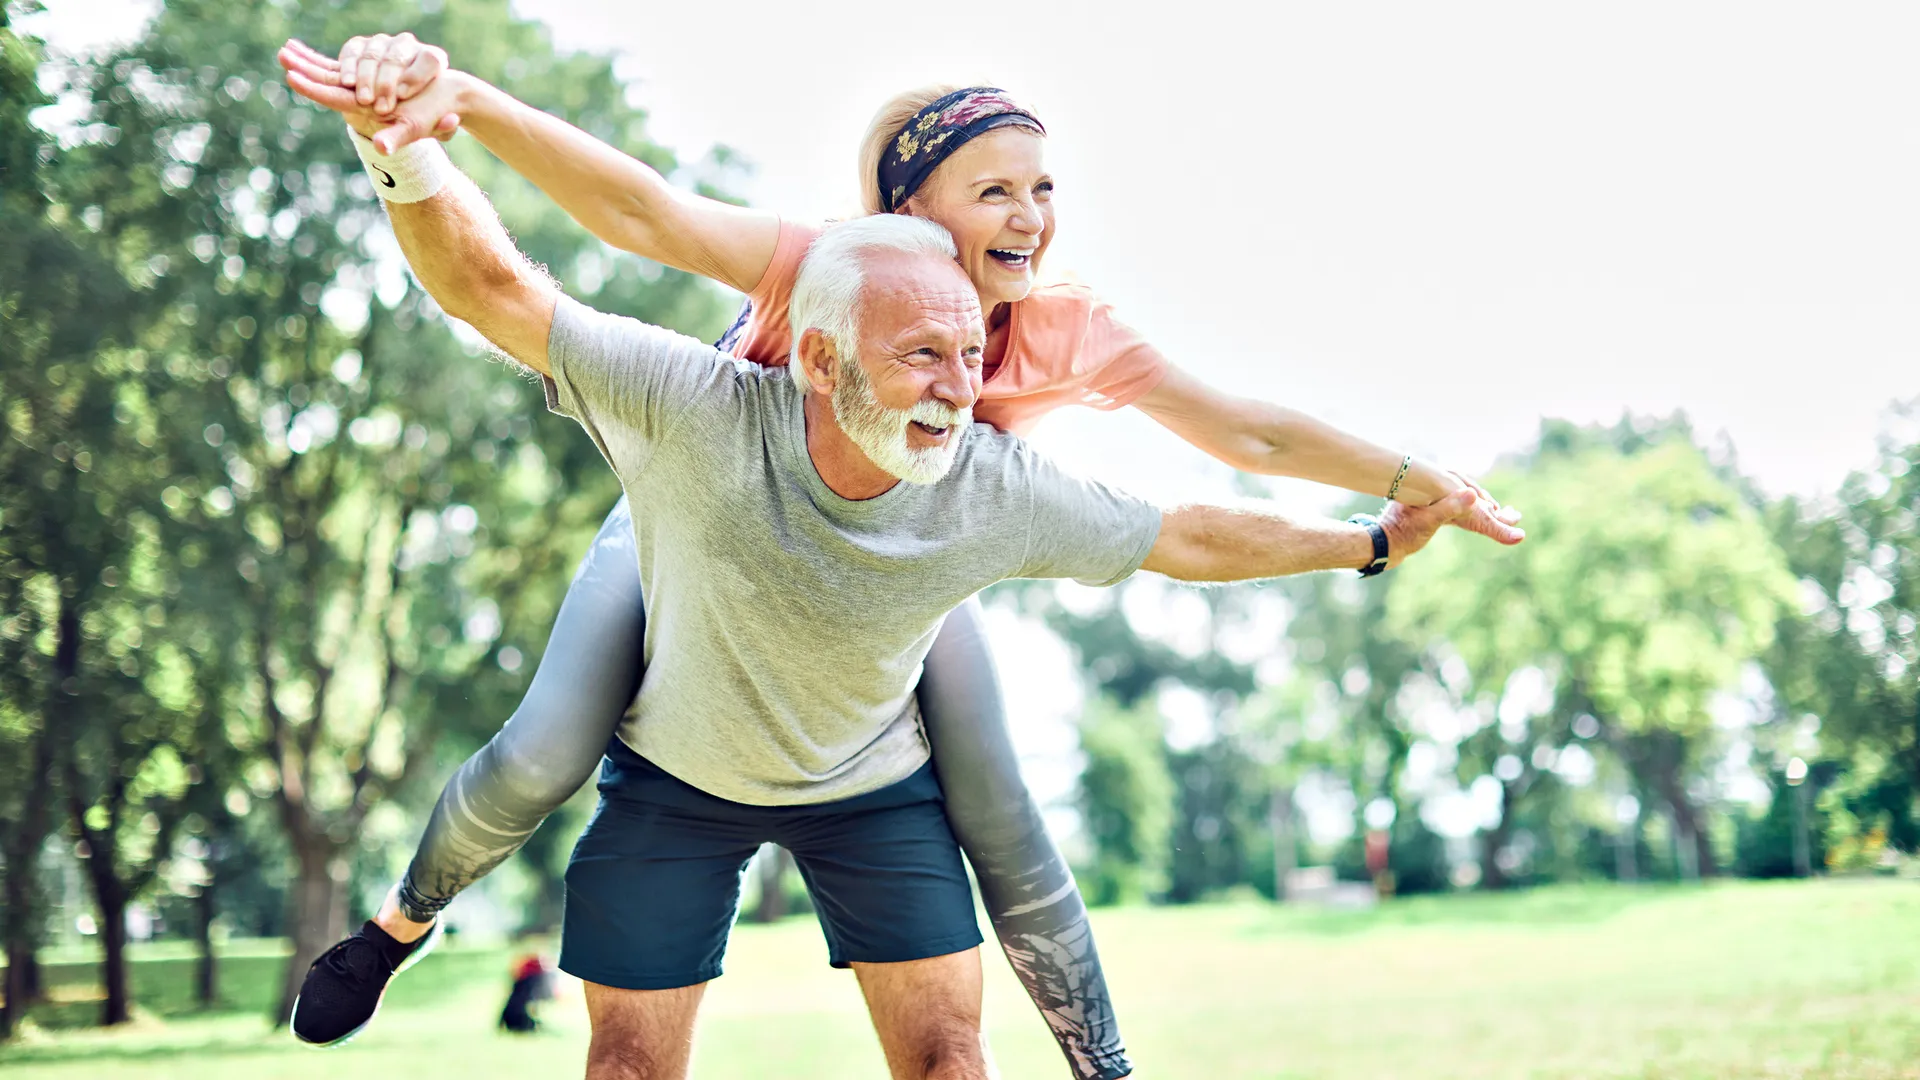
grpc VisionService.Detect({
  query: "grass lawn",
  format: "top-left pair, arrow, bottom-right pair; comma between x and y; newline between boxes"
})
3,878 -> 1918,1079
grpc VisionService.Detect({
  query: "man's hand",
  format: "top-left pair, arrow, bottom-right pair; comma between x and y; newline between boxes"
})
278,38 -> 462,153
1381,489 -> 1480,569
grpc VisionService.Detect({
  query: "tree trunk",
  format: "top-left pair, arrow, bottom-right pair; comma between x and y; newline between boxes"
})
54,596 -> 137,1028
1478,780 -> 1520,890
1616,728 -> 1716,880
1790,782 -> 1812,878
0,729 -> 56,1041
751,844 -> 790,923
72,791 -> 135,1026
1615,813 -> 1639,883
2,938 -> 32,1040
1671,811 -> 1698,881
74,811 -> 135,1027
2,848 -> 37,1040
1269,787 -> 1296,902
276,834 -> 351,1026
195,881 -> 218,1009
3,606 -> 78,1039
1653,775 -> 1716,880
83,863 -> 131,1026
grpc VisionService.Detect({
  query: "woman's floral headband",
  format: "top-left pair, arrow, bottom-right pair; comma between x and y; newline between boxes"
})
879,87 -> 1045,213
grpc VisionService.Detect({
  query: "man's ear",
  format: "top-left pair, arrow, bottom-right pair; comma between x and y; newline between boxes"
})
795,328 -> 839,395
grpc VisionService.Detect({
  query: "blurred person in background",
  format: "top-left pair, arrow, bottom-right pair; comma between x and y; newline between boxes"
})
500,950 -> 554,1034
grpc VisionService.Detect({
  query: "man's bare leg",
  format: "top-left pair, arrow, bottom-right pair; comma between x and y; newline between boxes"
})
582,981 -> 707,1080
853,947 -> 995,1080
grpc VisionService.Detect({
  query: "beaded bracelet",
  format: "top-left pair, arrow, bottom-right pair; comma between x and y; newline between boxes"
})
1385,454 -> 1413,503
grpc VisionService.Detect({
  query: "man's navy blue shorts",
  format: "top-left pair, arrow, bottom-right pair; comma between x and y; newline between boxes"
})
559,738 -> 983,991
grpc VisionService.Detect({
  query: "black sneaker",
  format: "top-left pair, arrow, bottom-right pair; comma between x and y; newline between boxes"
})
290,918 -> 443,1047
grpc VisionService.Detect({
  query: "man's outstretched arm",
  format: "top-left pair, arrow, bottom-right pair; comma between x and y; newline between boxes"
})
281,54 -> 557,374
1140,489 -> 1476,583
382,167 -> 559,376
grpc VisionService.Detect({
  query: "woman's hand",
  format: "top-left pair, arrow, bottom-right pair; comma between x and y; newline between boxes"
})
285,35 -> 779,293
279,38 -> 464,154
1427,469 -> 1525,545
337,31 -> 448,116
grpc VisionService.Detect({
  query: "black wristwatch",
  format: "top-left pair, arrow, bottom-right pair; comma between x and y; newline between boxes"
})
1348,513 -> 1389,577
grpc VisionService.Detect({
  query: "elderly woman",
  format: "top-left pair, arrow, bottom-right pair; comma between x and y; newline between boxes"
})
279,35 -> 1521,1078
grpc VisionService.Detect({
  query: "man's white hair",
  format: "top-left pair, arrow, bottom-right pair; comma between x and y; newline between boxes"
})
786,215 -> 959,393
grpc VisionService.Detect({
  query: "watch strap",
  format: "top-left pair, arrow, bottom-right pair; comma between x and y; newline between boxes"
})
1348,514 -> 1389,577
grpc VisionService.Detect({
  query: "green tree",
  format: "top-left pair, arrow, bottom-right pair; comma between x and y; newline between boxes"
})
1763,403 -> 1920,837
0,1 -> 205,1028
33,0 -> 732,1023
1391,425 -> 1798,881
1265,517 -> 1434,891
0,7 -> 74,1036
1027,576 -> 1266,901
1162,738 -> 1272,901
1076,695 -> 1175,905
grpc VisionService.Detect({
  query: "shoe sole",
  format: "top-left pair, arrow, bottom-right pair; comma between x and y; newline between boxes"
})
291,919 -> 445,1049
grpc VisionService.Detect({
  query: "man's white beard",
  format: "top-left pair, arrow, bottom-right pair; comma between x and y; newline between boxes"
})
832,358 -> 970,485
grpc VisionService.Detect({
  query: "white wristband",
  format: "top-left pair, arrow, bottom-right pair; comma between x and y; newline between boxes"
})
347,126 -> 450,204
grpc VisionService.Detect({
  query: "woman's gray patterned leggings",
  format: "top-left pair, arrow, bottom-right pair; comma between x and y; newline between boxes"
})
395,497 -> 1131,1080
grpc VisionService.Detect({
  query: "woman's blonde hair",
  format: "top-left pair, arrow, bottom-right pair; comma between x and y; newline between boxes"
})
857,84 -> 964,216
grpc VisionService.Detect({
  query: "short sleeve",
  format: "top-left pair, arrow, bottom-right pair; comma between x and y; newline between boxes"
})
989,286 -> 1171,431
542,294 -> 730,476
1014,445 -> 1163,587
1079,298 -> 1169,410
745,217 -> 816,310
723,218 -> 826,367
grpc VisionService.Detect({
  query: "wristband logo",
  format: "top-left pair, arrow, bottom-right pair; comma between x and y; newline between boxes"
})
371,165 -> 397,189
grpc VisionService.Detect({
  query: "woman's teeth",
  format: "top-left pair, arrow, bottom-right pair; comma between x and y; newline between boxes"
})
988,250 -> 1031,266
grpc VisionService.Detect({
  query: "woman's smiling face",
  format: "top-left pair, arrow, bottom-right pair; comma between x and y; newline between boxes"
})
902,126 -> 1055,311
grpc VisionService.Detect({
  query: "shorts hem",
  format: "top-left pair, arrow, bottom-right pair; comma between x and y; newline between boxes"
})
828,928 -> 984,969
558,958 -> 724,991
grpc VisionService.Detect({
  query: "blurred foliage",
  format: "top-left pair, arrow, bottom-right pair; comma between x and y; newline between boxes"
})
1163,738 -> 1271,902
1,5 -> 84,1034
1056,413 -> 1912,909
1076,696 -> 1175,905
1761,401 -> 1920,853
1390,425 -> 1798,881
7,0 -> 1920,1044
3,0 -> 734,1028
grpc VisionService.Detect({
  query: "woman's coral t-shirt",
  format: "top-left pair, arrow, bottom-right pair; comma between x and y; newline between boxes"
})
720,219 -> 1168,438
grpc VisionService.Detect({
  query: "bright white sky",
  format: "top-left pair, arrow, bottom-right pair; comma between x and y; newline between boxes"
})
27,0 -> 1920,843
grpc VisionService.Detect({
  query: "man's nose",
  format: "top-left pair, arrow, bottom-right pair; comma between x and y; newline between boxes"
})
930,353 -> 978,410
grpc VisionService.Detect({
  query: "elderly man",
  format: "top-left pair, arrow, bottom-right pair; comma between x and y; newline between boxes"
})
285,93 -> 1473,1076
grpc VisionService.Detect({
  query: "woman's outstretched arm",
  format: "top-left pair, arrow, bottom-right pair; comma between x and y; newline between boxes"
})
279,37 -> 780,294
1132,364 -> 1527,544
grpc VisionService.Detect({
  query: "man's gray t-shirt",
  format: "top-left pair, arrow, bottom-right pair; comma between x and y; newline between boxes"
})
543,295 -> 1162,806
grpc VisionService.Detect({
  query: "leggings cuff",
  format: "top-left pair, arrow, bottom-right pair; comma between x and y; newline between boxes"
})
1067,1046 -> 1133,1080
396,874 -> 451,924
